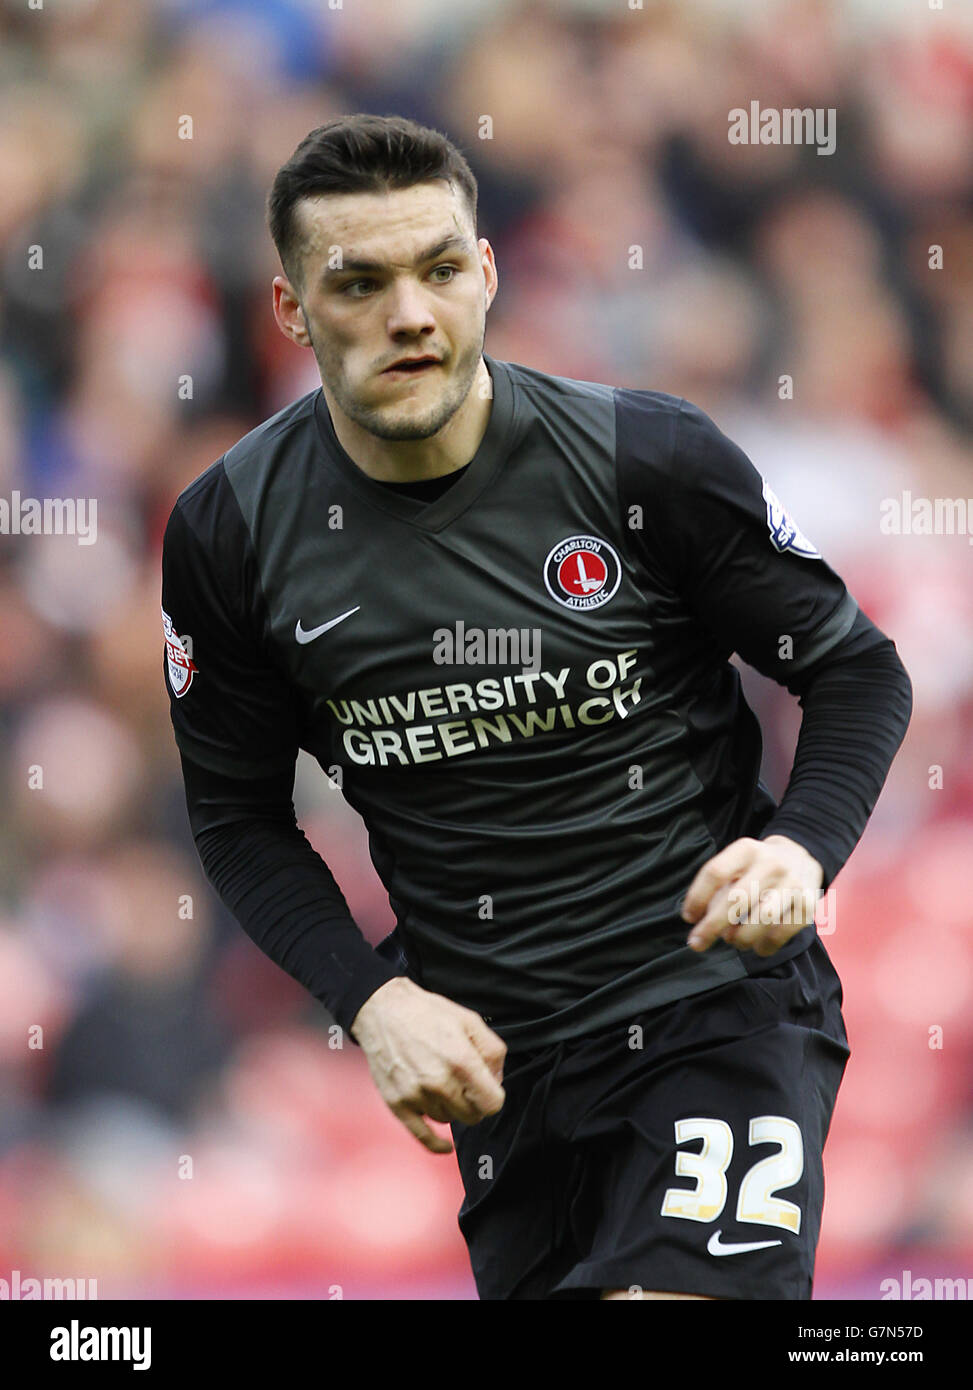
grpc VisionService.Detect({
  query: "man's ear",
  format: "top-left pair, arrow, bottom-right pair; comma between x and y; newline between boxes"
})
273,275 -> 310,346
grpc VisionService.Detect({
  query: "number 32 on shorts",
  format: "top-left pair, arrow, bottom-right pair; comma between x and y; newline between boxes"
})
661,1116 -> 803,1233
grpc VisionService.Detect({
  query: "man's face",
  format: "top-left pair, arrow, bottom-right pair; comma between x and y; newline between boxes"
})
276,181 -> 497,441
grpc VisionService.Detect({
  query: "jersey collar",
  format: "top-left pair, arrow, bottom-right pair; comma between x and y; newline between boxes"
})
312,355 -> 517,533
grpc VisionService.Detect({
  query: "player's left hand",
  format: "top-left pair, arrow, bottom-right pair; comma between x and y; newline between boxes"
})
680,834 -> 824,958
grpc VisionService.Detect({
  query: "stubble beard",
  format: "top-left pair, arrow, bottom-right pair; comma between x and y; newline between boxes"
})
308,318 -> 485,442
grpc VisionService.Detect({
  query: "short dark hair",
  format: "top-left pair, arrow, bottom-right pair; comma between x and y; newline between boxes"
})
267,113 -> 479,289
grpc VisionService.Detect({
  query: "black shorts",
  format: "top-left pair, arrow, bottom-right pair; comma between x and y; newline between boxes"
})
449,935 -> 850,1300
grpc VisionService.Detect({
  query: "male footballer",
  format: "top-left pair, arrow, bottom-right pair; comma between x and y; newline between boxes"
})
162,114 -> 912,1300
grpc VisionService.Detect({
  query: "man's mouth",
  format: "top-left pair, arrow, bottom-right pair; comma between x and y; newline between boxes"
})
383,357 -> 441,376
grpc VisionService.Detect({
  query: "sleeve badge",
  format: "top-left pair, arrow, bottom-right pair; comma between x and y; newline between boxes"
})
162,606 -> 198,697
762,480 -> 821,559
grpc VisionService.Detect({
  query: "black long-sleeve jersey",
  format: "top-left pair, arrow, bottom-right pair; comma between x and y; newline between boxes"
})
162,355 -> 912,1046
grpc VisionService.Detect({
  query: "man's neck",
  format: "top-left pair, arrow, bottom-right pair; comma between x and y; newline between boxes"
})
323,357 -> 493,483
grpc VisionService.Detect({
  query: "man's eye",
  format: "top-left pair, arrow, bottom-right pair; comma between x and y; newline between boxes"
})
341,266 -> 456,296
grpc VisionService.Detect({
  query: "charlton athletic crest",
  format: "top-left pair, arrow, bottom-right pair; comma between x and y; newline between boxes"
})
544,535 -> 622,610
162,606 -> 197,697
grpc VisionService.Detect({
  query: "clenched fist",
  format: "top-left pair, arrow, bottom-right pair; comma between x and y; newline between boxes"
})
350,976 -> 507,1154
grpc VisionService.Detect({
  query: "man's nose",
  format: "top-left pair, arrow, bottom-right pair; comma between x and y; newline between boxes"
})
386,277 -> 437,335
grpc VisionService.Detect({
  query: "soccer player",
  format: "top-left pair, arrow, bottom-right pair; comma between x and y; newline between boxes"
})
161,114 -> 912,1300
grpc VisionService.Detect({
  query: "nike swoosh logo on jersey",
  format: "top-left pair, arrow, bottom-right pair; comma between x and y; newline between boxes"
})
706,1230 -> 783,1257
295,606 -> 361,644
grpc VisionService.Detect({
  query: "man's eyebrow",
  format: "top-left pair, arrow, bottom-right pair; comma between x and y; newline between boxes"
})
322,234 -> 472,281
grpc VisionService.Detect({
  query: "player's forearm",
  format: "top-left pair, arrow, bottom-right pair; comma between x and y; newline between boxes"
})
759,640 -> 913,890
180,755 -> 401,1037
196,818 -> 402,1035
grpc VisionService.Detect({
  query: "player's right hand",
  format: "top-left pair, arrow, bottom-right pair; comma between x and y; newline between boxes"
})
349,976 -> 507,1154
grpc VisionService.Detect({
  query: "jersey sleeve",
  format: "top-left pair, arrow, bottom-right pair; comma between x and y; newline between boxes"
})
161,469 -> 301,778
181,753 -> 406,1038
623,395 -> 860,688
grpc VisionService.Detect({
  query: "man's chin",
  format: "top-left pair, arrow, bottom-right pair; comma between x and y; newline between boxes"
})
358,409 -> 452,442
326,352 -> 482,441
354,385 -> 469,441
343,400 -> 442,436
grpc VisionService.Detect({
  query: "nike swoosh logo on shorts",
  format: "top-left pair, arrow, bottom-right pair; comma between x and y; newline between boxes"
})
295,606 -> 361,644
707,1229 -> 783,1257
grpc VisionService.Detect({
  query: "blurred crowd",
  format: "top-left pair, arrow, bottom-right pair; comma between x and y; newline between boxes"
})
1,0 -> 972,1297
